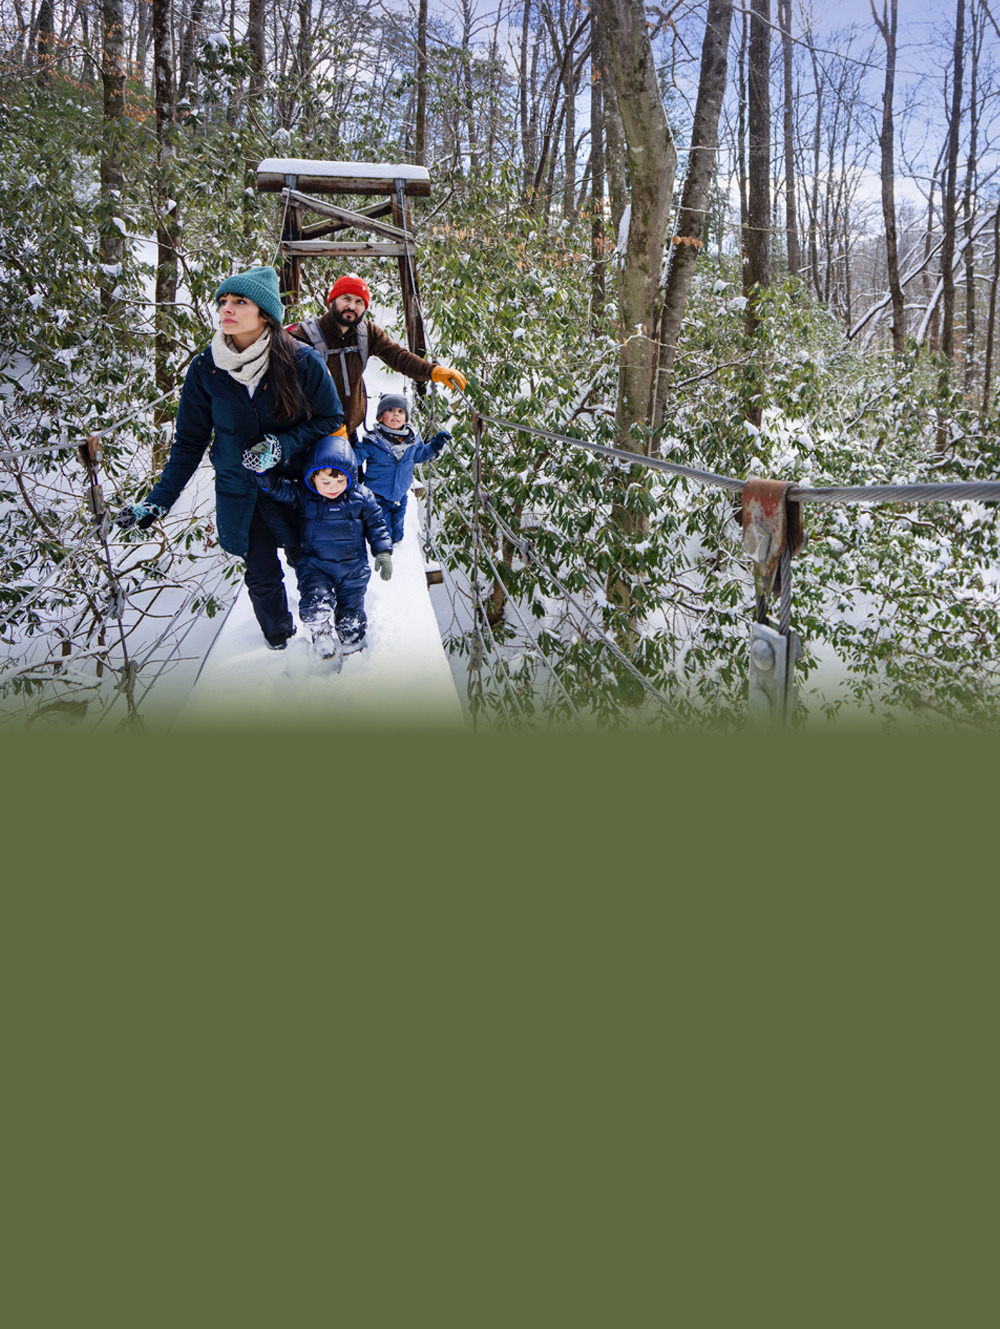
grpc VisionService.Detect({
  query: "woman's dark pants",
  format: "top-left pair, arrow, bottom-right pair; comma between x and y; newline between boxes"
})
244,504 -> 295,641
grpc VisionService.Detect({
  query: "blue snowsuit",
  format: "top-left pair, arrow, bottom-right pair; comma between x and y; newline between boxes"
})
352,422 -> 448,544
256,433 -> 391,648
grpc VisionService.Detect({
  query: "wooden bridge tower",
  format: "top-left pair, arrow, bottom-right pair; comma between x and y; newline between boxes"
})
255,158 -> 432,360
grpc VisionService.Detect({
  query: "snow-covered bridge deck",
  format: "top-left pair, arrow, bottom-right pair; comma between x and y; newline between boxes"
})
177,511 -> 462,730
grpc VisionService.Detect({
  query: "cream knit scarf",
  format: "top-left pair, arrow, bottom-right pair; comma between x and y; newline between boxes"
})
211,328 -> 271,395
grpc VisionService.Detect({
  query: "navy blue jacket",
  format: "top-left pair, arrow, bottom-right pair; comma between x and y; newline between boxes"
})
352,422 -> 446,504
256,433 -> 392,565
146,341 -> 343,557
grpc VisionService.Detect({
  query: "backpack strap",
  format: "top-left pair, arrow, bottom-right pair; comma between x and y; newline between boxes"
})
297,316 -> 329,357
299,317 -> 370,404
355,319 -> 369,370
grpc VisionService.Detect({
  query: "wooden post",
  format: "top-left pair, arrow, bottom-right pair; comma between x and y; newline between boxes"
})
392,177 -> 427,361
279,173 -> 301,304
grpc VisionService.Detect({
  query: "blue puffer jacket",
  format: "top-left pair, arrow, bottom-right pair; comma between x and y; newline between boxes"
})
145,341 -> 343,557
352,423 -> 447,504
256,432 -> 392,564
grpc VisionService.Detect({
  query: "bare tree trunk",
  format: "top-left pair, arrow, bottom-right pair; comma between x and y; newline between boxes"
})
598,0 -> 676,444
737,10 -> 748,243
563,59 -> 579,221
744,0 -> 770,326
940,0 -> 965,363
743,0 -> 770,430
415,0 -> 428,165
101,0 -> 126,322
598,15 -> 628,238
653,0 -> 734,422
591,20 -> 606,329
135,1 -> 152,79
153,0 -> 177,468
923,168 -> 942,353
779,0 -> 799,277
35,0 -> 54,85
247,0 -> 265,100
518,0 -> 531,188
178,0 -> 205,103
806,40 -> 823,299
245,0 -> 265,234
296,0 -> 311,83
981,205 -> 999,419
72,2 -> 97,85
962,0 -> 981,390
522,25 -> 540,198
462,0 -> 479,170
871,1 -> 905,352
543,99 -> 566,220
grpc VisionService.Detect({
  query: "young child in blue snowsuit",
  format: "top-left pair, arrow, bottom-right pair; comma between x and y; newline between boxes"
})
254,433 -> 392,665
352,393 -> 451,544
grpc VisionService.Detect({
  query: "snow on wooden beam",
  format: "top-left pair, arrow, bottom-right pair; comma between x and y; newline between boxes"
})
256,159 -> 432,196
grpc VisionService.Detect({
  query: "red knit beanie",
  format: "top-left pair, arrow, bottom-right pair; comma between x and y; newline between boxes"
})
327,275 -> 371,309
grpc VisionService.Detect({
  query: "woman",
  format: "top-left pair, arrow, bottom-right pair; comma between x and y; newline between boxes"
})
116,265 -> 345,649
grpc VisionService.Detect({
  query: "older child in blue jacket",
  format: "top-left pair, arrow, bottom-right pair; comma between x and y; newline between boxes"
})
252,433 -> 392,665
353,393 -> 451,544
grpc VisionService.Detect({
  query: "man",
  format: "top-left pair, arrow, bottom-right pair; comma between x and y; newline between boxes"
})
288,274 -> 467,440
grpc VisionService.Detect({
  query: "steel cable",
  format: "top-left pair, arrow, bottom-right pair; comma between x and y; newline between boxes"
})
444,446 -> 689,723
0,388 -> 179,463
470,410 -> 1000,506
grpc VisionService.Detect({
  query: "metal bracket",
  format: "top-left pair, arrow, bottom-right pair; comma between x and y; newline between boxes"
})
742,478 -> 806,725
748,619 -> 803,725
78,436 -> 106,525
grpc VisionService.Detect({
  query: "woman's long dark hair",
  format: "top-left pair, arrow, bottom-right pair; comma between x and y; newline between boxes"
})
261,314 -> 308,423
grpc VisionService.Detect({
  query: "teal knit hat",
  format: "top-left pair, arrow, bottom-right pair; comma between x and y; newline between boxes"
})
215,266 -> 284,324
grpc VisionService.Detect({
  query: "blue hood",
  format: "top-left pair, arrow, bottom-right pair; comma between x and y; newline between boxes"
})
304,433 -> 357,494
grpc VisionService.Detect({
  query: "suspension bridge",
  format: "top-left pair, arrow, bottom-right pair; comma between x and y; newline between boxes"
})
5,158 -> 1000,732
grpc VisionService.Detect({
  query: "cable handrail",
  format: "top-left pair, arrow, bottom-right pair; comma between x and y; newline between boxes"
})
0,388 -> 180,463
471,407 -> 1000,506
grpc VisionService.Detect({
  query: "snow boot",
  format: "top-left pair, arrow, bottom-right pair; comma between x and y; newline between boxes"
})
309,621 -> 343,673
337,612 -> 366,656
265,625 -> 297,651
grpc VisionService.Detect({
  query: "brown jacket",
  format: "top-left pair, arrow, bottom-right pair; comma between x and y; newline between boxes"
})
289,312 -> 435,437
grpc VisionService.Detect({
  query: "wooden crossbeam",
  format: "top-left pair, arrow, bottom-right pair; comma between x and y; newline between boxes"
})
279,241 -> 410,257
302,200 -> 394,240
281,189 -> 406,241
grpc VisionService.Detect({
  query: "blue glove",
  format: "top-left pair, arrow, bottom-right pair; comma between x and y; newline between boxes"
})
242,435 -> 282,473
429,430 -> 451,455
114,500 -> 167,532
373,552 -> 393,581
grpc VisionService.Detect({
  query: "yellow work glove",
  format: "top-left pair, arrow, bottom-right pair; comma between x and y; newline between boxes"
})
430,365 -> 467,392
332,425 -> 349,439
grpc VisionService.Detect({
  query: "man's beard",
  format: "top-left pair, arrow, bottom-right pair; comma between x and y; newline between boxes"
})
330,306 -> 360,329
